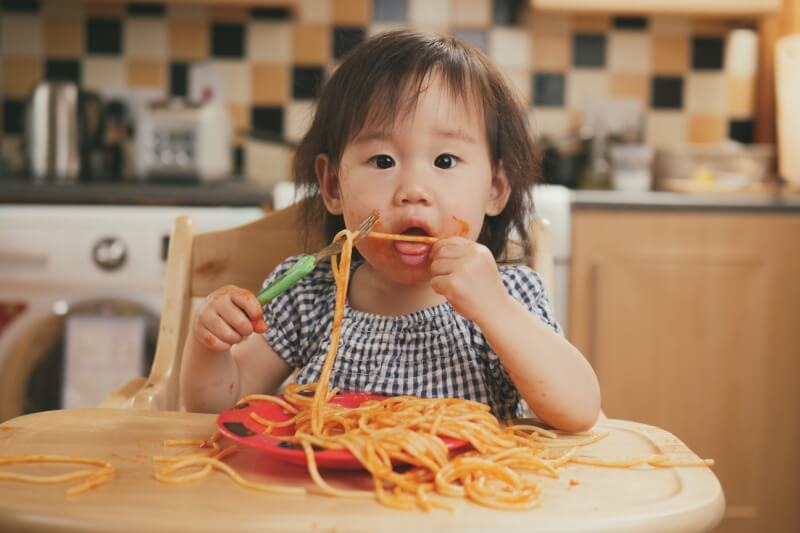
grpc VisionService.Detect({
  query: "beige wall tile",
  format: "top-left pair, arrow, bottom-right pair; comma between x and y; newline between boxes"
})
87,2 -> 124,17
125,19 -> 167,59
573,14 -> 609,32
452,0 -> 491,28
228,102 -> 249,143
128,59 -> 165,89
610,73 -> 649,107
410,0 -> 450,26
2,137 -> 25,173
208,6 -> 249,21
1,15 -> 42,56
688,114 -> 726,143
251,63 -> 289,105
608,32 -> 650,73
44,17 -> 83,58
529,13 -> 572,33
169,21 -> 208,60
293,24 -> 330,65
686,73 -> 727,115
3,57 -> 41,98
652,34 -> 689,74
332,0 -> 371,25
248,22 -> 292,62
285,100 -> 316,143
215,61 -> 250,104
489,28 -> 530,69
168,5 -> 207,21
503,69 -> 531,106
298,0 -> 331,23
532,32 -> 570,71
83,58 -> 126,90
245,139 -> 290,185
529,108 -> 570,138
651,16 -> 690,34
646,111 -> 687,148
567,70 -> 609,110
728,76 -> 754,117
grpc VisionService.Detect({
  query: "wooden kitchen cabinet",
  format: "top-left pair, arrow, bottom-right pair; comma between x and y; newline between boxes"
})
569,209 -> 800,533
533,0 -> 780,16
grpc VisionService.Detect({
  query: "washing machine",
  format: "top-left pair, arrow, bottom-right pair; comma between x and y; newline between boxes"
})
0,204 -> 263,422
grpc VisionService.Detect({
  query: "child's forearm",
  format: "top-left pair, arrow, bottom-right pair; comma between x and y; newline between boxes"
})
180,337 -> 241,413
474,295 -> 601,432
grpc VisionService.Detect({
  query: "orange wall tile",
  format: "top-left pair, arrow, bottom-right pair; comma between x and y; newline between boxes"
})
44,17 -> 83,58
128,59 -> 165,89
169,21 -> 208,60
332,0 -> 371,25
688,114 -> 726,143
652,34 -> 689,74
3,57 -> 41,97
251,63 -> 289,105
293,24 -> 330,65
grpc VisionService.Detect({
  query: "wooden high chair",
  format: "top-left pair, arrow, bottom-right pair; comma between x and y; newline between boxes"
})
101,201 -> 556,411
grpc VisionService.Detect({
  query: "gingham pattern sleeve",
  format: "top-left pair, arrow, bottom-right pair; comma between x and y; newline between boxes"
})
498,265 -> 562,336
260,256 -> 335,369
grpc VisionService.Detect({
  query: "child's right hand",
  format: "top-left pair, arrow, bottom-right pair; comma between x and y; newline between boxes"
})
192,285 -> 268,352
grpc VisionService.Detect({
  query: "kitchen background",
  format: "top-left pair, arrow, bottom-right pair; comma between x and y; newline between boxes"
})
1,1 -> 799,532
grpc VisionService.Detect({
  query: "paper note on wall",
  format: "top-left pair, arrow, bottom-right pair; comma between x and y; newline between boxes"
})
63,314 -> 146,408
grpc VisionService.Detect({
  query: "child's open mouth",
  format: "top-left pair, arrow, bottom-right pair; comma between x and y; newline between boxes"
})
393,227 -> 432,266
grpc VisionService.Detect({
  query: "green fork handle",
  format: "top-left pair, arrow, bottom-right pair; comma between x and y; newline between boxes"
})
256,254 -> 317,305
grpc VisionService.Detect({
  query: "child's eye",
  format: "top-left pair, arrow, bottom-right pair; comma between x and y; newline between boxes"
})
434,154 -> 458,169
369,154 -> 395,169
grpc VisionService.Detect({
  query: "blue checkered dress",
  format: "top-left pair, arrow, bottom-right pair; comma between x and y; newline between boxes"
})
262,256 -> 561,420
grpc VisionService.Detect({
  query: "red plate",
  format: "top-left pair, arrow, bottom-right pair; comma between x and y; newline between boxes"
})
216,391 -> 468,470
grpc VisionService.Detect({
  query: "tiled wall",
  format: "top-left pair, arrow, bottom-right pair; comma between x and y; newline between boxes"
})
0,0 -> 758,180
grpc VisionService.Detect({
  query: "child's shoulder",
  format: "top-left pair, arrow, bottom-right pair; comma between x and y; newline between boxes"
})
498,264 -> 546,295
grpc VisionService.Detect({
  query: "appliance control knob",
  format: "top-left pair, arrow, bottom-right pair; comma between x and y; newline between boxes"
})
92,237 -> 127,271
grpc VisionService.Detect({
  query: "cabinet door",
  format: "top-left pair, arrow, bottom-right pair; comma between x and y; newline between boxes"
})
570,210 -> 800,533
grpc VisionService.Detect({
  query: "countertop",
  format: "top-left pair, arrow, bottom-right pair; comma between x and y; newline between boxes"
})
3,176 -> 800,211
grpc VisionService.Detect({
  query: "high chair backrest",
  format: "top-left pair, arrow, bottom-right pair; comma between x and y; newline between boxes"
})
103,201 -> 555,411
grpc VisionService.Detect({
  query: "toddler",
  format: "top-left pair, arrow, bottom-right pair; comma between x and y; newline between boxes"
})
181,30 -> 600,432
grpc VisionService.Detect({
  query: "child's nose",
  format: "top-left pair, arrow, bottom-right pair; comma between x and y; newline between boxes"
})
393,182 -> 433,206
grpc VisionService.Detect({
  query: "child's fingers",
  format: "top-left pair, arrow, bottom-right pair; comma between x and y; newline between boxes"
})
195,324 -> 232,352
202,312 -> 244,345
217,301 -> 254,338
231,290 -> 263,322
430,237 -> 469,259
430,257 -> 459,277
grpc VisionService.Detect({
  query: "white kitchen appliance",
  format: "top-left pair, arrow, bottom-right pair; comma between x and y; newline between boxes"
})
0,205 -> 262,421
135,99 -> 232,181
776,34 -> 800,186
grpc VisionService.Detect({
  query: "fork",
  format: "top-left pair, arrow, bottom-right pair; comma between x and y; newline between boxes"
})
256,212 -> 379,305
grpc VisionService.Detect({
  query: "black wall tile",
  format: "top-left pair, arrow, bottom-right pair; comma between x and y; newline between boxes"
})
492,0 -> 520,25
233,144 -> 244,175
250,7 -> 291,20
692,37 -> 724,70
613,16 -> 648,30
533,73 -> 565,107
3,100 -> 25,134
127,3 -> 165,16
651,76 -> 684,109
251,106 -> 284,137
169,63 -> 188,98
86,18 -> 122,55
45,59 -> 81,83
292,66 -> 324,99
211,23 -> 245,59
333,27 -> 366,59
373,0 -> 407,22
729,119 -> 754,144
573,33 -> 606,68
0,1 -> 39,12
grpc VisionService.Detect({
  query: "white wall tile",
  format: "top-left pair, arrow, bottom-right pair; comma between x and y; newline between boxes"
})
686,73 -> 727,115
248,22 -> 292,62
489,28 -> 531,69
83,58 -> 126,90
125,19 -> 167,59
608,32 -> 651,73
1,15 -> 42,56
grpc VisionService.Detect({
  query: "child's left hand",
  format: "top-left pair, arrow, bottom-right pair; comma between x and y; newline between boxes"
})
429,237 -> 509,323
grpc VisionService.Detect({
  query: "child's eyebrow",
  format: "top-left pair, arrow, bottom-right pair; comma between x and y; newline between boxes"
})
352,130 -> 392,144
434,128 -> 478,144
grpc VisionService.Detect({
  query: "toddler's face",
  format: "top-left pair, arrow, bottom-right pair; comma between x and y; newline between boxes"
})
318,75 -> 509,285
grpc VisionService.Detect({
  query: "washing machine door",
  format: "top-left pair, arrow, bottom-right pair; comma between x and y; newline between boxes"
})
0,299 -> 158,422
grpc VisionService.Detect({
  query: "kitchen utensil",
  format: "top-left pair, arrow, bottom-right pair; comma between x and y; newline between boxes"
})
25,81 -> 105,181
776,34 -> 800,186
255,212 -> 379,305
216,391 -> 468,469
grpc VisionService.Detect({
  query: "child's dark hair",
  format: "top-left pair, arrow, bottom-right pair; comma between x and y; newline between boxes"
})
293,30 -> 540,259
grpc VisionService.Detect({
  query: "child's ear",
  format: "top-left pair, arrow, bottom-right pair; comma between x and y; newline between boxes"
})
315,154 -> 343,215
485,162 -> 511,216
